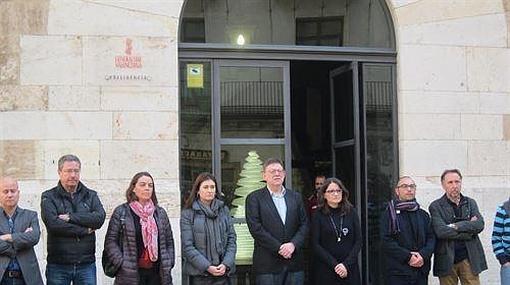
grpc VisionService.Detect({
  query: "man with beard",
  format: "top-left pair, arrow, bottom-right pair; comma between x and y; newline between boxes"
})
380,176 -> 435,285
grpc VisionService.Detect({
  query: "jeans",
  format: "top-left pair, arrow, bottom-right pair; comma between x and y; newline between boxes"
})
256,269 -> 304,285
502,263 -> 510,285
46,262 -> 96,285
439,259 -> 480,285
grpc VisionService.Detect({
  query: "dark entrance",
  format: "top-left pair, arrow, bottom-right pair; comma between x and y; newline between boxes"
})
179,56 -> 397,284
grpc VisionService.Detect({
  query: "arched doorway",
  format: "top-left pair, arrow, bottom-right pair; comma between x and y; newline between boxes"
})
178,1 -> 397,284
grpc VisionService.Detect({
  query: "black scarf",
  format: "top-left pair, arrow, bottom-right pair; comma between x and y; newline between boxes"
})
388,199 -> 420,235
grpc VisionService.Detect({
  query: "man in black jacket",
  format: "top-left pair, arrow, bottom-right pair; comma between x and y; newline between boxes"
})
380,176 -> 436,285
246,158 -> 308,285
41,154 -> 106,285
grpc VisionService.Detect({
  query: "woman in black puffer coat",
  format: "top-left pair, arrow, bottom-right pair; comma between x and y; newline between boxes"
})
104,172 -> 175,285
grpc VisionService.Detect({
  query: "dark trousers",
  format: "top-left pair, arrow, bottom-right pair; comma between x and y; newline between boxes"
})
189,275 -> 231,285
256,268 -> 304,285
139,268 -> 160,285
387,275 -> 428,285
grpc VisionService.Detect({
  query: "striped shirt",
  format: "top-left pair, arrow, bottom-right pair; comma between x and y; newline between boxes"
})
492,201 -> 510,265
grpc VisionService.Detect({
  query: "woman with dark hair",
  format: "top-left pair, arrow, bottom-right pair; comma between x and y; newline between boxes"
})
311,177 -> 362,285
181,172 -> 237,285
104,172 -> 175,284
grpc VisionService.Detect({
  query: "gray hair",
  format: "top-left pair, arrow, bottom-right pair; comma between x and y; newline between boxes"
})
58,154 -> 81,170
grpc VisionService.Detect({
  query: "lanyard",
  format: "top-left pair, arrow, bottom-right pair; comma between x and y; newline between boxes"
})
329,214 -> 344,243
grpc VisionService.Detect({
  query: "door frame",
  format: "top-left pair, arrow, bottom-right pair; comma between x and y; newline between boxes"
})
329,62 -> 362,213
211,59 -> 292,188
179,47 -> 398,285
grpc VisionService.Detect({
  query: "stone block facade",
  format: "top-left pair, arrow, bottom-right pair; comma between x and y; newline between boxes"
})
1,0 -> 509,284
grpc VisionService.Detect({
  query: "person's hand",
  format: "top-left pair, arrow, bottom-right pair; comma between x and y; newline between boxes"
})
278,242 -> 295,259
58,214 -> 70,222
24,227 -> 33,233
447,223 -> 458,230
503,262 -> 510,267
87,228 -> 95,234
409,252 -> 424,267
0,234 -> 12,242
207,265 -> 224,276
470,215 -> 478,221
217,264 -> 227,276
334,263 -> 348,278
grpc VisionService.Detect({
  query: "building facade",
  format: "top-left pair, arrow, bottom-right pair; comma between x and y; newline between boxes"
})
0,0 -> 509,284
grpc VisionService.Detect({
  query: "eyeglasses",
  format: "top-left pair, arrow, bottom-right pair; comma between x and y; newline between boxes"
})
266,169 -> 285,175
325,189 -> 342,195
62,169 -> 80,174
397,184 -> 416,190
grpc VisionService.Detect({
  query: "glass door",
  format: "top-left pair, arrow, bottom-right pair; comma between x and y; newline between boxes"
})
212,60 -> 291,270
329,63 -> 361,211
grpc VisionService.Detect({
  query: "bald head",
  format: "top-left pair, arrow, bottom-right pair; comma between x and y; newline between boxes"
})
395,176 -> 417,201
0,176 -> 20,210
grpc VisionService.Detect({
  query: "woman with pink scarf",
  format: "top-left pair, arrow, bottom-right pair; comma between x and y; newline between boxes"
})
104,172 -> 175,284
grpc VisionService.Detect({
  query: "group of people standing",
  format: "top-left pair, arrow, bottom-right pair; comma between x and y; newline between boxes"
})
0,154 -> 176,285
0,154 -> 508,285
306,169 -> 509,285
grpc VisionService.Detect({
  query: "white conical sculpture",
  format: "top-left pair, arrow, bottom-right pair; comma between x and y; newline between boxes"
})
232,151 -> 265,265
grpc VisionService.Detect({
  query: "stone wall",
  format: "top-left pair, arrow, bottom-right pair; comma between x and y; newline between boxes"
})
393,0 -> 510,284
1,0 -> 184,284
1,0 -> 509,284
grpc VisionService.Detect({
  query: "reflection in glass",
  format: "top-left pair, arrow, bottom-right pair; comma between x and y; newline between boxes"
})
179,61 -> 212,204
181,0 -> 394,48
363,64 -> 395,284
335,145 -> 355,204
220,66 -> 284,138
332,70 -> 354,142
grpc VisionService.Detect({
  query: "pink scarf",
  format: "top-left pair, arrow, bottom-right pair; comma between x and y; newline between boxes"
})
129,200 -> 159,262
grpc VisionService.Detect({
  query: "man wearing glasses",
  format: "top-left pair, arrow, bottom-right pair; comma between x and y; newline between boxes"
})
246,158 -> 308,285
380,176 -> 435,285
41,154 -> 106,285
429,169 -> 487,285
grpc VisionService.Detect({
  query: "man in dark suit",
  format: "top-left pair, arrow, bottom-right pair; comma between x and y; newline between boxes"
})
0,176 -> 43,285
246,158 -> 308,285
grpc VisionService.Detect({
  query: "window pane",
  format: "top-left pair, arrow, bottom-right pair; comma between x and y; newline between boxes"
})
220,66 -> 284,138
181,0 -> 394,48
179,61 -> 212,203
296,21 -> 318,37
332,69 -> 354,142
335,145 -> 355,204
181,18 -> 205,43
363,63 -> 395,284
